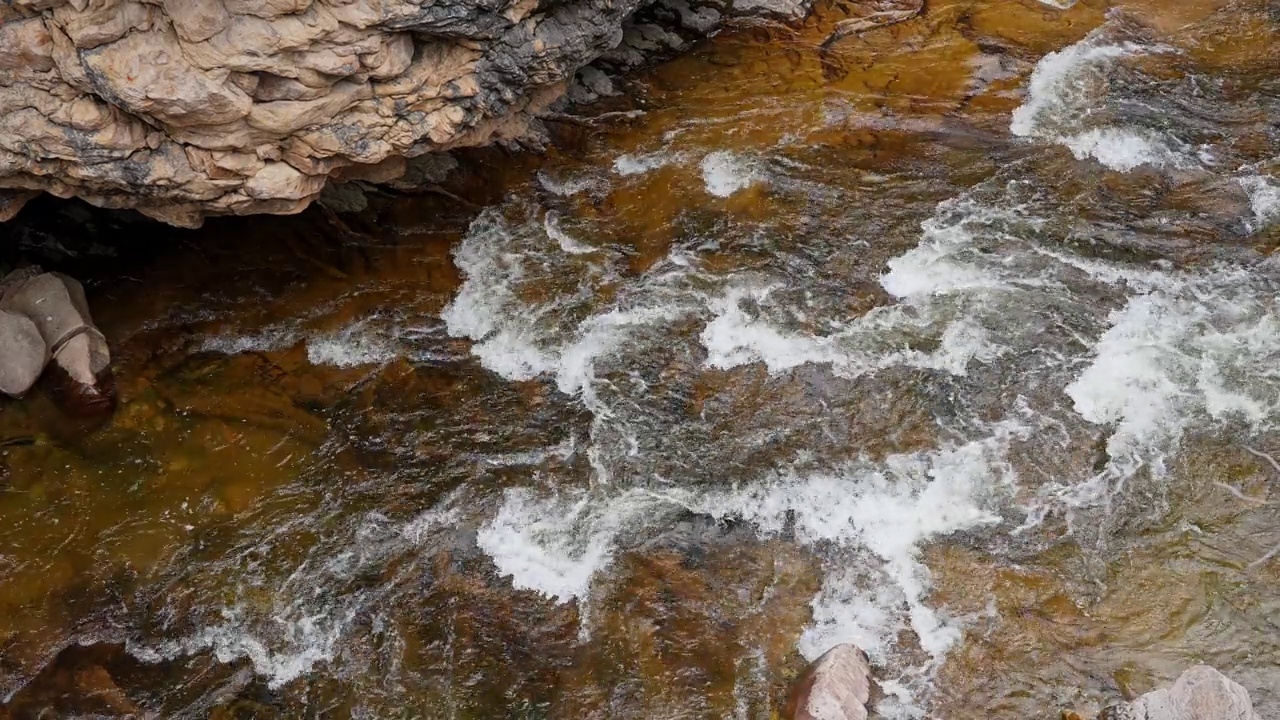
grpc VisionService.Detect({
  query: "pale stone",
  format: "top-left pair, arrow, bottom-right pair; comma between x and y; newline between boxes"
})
0,310 -> 46,398
1102,666 -> 1261,720
785,644 -> 873,720
243,161 -> 327,199
81,27 -> 253,127
50,0 -> 157,50
0,18 -> 55,73
225,0 -> 315,18
164,0 -> 232,43
246,80 -> 372,134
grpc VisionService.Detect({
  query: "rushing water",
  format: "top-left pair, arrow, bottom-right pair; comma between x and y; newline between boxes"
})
1,0 -> 1279,717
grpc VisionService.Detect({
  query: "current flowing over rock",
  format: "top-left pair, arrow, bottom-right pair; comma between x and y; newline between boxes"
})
0,0 -> 811,227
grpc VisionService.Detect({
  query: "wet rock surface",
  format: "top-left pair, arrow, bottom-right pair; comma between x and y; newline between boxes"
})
0,0 -> 815,227
1,0 -> 1279,718
0,268 -> 115,415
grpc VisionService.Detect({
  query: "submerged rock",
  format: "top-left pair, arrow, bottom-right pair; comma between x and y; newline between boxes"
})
1100,666 -> 1261,720
0,0 -> 814,227
784,644 -> 874,720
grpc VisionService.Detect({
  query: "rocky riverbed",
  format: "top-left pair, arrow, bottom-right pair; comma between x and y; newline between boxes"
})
1,0 -> 1279,717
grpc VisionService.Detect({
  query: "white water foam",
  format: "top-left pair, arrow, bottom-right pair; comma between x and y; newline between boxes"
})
200,324 -> 300,354
1010,26 -> 1185,172
701,269 -> 1001,380
613,151 -> 677,176
441,210 -> 559,382
477,487 -> 668,612
1239,174 -> 1280,233
880,198 -> 1028,299
475,422 -> 1028,713
701,286 -> 841,373
201,316 -> 406,368
679,423 -> 1027,665
131,605 -> 348,690
701,151 -> 761,197
443,207 -> 697,391
306,321 -> 398,368
1059,128 -> 1187,173
1064,264 -> 1280,482
536,170 -> 609,197
543,211 -> 598,255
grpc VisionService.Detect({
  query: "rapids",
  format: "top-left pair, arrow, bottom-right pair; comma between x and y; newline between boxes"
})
0,0 -> 1278,717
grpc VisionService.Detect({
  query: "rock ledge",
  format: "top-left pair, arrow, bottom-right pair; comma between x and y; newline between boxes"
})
0,0 -> 809,227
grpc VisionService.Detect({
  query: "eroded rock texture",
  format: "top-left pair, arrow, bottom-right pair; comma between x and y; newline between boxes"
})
0,0 -> 808,227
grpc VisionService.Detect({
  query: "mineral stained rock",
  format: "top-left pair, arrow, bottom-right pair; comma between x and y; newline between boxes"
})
0,0 -> 811,227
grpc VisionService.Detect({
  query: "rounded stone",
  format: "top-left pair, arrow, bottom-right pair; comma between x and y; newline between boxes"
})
0,309 -> 47,398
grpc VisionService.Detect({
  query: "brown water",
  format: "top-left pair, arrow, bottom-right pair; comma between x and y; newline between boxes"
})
2,0 -> 1280,717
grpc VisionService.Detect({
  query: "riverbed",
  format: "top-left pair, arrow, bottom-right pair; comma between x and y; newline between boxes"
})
1,0 -> 1278,717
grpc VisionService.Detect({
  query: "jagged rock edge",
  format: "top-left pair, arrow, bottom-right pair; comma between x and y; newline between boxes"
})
0,0 -> 812,228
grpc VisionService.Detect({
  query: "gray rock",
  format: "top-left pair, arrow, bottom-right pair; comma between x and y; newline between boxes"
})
733,0 -> 810,21
0,270 -> 114,413
1101,666 -> 1261,720
0,310 -> 46,399
317,181 -> 370,214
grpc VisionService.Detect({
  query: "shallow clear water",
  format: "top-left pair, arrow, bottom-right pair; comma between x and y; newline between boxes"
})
1,0 -> 1279,717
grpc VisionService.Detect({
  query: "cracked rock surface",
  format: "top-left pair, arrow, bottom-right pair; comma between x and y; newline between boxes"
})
0,0 -> 810,227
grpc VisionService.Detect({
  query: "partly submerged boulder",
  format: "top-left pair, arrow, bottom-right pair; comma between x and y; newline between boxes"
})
0,269 -> 116,416
1100,665 -> 1261,720
784,644 -> 874,720
0,309 -> 46,398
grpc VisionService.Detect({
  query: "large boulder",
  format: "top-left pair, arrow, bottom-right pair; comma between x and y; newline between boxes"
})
1100,666 -> 1261,720
0,0 -> 814,227
784,644 -> 874,720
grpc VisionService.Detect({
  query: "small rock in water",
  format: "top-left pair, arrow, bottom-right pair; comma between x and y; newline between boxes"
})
1100,665 -> 1261,720
784,644 -> 873,720
0,269 -> 116,416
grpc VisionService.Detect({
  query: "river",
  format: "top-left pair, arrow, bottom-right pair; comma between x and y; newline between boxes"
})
0,0 -> 1278,717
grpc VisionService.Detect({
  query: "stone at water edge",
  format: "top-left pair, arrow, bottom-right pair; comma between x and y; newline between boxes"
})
1099,665 -> 1261,720
0,309 -> 47,398
0,270 -> 117,416
784,644 -> 874,720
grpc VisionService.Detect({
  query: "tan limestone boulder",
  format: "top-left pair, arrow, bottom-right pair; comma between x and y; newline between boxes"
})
0,0 -> 813,226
